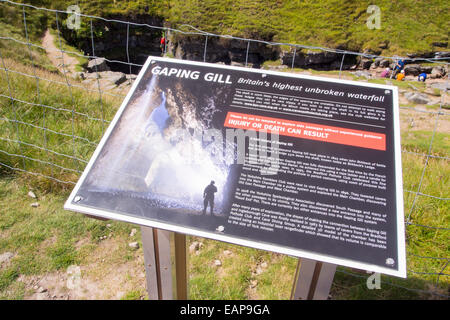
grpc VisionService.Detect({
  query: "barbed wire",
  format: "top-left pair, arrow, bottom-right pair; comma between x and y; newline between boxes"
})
0,0 -> 448,299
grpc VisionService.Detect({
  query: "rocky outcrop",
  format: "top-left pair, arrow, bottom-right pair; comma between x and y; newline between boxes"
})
59,12 -> 450,74
430,66 -> 446,79
171,36 -> 278,68
360,58 -> 373,70
404,92 -> 430,104
280,50 -> 348,70
403,64 -> 434,76
98,71 -> 127,85
430,82 -> 450,91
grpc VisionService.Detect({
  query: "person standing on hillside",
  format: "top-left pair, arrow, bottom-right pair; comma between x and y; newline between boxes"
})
160,35 -> 166,54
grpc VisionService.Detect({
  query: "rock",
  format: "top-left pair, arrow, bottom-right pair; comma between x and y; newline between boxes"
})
404,92 -> 414,99
126,74 -> 137,82
87,58 -> 110,72
35,292 -> 49,300
430,82 -> 450,91
250,280 -> 258,288
281,50 -> 339,69
214,260 -> 222,267
379,59 -> 391,68
28,191 -> 36,198
305,51 -> 338,65
129,242 -> 139,249
354,71 -> 372,79
431,66 -> 446,78
434,51 -> 450,59
30,202 -> 39,208
360,58 -> 373,70
405,93 -> 430,104
255,267 -> 263,275
189,241 -> 200,253
420,66 -> 434,74
373,57 -> 383,68
403,64 -> 421,76
0,252 -> 14,265
432,42 -> 448,48
260,262 -> 268,269
378,42 -> 389,50
73,72 -> 86,80
98,71 -> 127,86
37,286 -> 47,293
404,64 -> 434,76
129,228 -> 137,237
223,250 -> 233,257
84,72 -> 100,80
66,265 -> 81,290
106,224 -> 112,228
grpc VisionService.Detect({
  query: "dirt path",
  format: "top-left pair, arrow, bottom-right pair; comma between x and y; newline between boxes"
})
42,29 -> 79,75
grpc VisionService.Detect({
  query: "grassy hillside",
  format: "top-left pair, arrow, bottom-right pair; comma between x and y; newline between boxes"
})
4,0 -> 450,55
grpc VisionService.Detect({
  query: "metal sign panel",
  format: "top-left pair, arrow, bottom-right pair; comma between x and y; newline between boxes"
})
65,57 -> 406,277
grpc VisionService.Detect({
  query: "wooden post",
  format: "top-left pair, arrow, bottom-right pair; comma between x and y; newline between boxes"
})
141,226 -> 188,300
290,258 -> 336,300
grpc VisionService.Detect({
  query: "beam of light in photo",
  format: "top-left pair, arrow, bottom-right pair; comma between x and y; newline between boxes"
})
87,75 -> 229,211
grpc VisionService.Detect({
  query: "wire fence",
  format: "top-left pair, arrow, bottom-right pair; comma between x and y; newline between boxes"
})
0,0 -> 448,299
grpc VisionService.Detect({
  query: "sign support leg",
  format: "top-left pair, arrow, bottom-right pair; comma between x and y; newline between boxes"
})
141,226 -> 188,300
290,258 -> 336,300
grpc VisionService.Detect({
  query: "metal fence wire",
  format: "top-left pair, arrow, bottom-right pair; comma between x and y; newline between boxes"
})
0,0 -> 448,299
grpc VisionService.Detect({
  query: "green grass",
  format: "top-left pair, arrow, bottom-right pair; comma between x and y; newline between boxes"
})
1,171 -> 446,300
401,131 -> 449,157
0,56 -> 121,187
0,175 -> 141,299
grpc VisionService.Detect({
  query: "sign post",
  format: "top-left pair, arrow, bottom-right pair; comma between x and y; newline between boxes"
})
141,227 -> 188,300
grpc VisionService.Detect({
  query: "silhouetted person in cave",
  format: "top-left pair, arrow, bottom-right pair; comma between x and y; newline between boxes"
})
203,180 -> 217,215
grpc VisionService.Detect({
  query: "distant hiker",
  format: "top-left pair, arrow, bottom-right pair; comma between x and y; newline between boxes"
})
418,72 -> 427,82
380,67 -> 390,78
203,181 -> 217,215
160,36 -> 166,54
396,70 -> 405,81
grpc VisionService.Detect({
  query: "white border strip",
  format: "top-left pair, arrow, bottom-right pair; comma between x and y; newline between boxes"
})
64,56 -> 406,278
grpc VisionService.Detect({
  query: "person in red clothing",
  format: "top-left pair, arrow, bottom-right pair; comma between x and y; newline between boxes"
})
160,36 -> 166,54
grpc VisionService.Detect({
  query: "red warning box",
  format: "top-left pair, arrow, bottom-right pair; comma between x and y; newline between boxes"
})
224,111 -> 386,151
